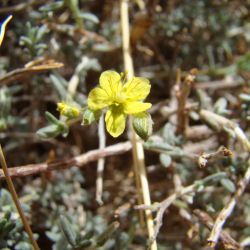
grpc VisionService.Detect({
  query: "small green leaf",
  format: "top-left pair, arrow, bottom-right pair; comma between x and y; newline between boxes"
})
160,154 -> 172,168
36,124 -> 61,138
239,93 -> 250,102
36,115 -> 69,138
39,1 -> 64,12
220,178 -> 236,193
59,215 -> 77,247
96,222 -> 120,247
133,112 -> 153,141
3,221 -> 15,235
237,53 -> 250,72
0,218 -> 7,229
79,12 -> 99,24
76,239 -> 92,248
162,123 -> 177,145
45,112 -> 60,125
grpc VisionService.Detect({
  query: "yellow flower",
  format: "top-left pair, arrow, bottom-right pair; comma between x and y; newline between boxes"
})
0,15 -> 12,46
88,70 -> 152,137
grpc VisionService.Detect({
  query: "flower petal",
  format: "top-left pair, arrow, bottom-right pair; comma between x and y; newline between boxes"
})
105,105 -> 126,137
124,102 -> 152,114
0,15 -> 12,46
99,70 -> 122,97
123,77 -> 151,101
88,87 -> 111,110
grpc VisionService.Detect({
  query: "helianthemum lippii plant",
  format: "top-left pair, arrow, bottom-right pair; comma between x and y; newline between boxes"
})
87,70 -> 153,139
43,70 -> 153,140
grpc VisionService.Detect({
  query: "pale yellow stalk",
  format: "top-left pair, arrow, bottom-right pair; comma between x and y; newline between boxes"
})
120,1 -> 157,249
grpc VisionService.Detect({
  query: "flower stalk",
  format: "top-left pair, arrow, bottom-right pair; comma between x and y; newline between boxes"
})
120,0 -> 157,249
0,145 -> 40,250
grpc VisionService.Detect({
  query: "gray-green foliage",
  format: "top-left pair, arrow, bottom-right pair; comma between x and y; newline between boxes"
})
20,22 -> 49,58
36,112 -> 69,138
0,189 -> 33,249
1,0 -> 250,249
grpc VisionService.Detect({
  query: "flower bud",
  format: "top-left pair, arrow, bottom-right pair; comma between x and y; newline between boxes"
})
132,112 -> 153,141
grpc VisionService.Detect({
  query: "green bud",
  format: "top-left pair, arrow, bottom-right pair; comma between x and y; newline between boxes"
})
133,112 -> 153,141
57,102 -> 81,119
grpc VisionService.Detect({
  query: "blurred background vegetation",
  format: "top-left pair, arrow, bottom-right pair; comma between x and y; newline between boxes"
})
0,0 -> 250,249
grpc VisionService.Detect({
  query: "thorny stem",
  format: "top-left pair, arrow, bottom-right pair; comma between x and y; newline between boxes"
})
0,145 -> 40,250
120,1 -> 157,249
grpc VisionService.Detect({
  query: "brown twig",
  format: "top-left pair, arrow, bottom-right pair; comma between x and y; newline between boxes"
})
0,0 -> 47,14
198,146 -> 232,168
186,125 -> 214,141
207,161 -> 250,248
193,209 -> 240,250
45,21 -> 110,44
176,69 -> 197,135
0,145 -> 40,250
0,141 -> 131,179
0,59 -> 63,86
135,172 -> 227,242
195,77 -> 242,90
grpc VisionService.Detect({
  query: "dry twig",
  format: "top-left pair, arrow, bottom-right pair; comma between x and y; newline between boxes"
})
176,68 -> 197,135
0,141 -> 131,179
0,0 -> 47,14
193,209 -> 240,250
198,146 -> 232,168
135,172 -> 227,242
0,58 -> 63,86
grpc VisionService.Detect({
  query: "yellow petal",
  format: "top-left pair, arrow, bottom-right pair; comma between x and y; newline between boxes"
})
105,106 -> 126,137
124,102 -> 152,114
0,15 -> 12,47
88,87 -> 111,110
99,70 -> 122,97
123,77 -> 151,101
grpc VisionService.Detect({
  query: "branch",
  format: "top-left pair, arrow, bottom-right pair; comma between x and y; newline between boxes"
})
200,109 -> 250,248
136,172 -> 227,242
0,59 -> 63,86
193,209 -> 240,250
195,77 -> 242,90
0,141 -> 131,179
0,0 -> 47,14
176,69 -> 197,135
207,160 -> 250,248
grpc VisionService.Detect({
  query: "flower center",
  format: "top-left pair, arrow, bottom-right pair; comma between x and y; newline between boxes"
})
112,92 -> 126,105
